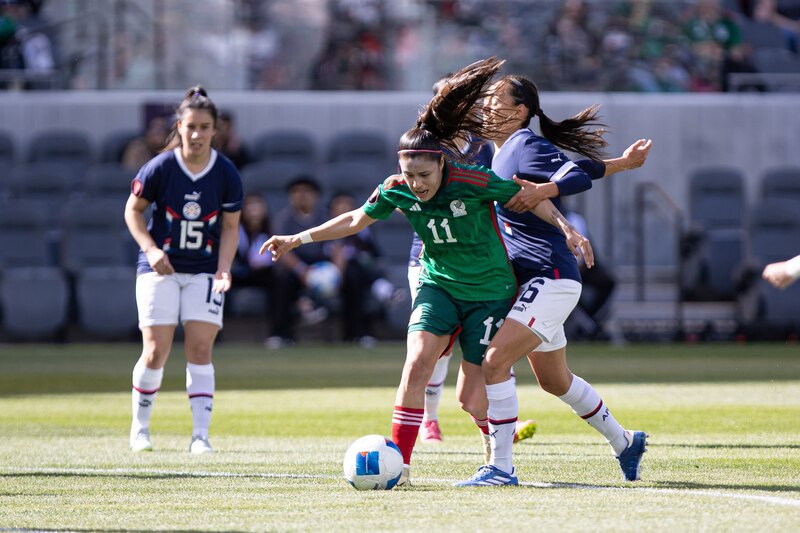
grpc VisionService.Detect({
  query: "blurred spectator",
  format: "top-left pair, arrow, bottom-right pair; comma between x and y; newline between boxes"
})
682,0 -> 756,91
753,0 -> 800,51
231,192 -> 274,331
326,190 -> 401,346
121,116 -> 169,171
214,111 -> 250,169
0,0 -> 55,90
265,175 -> 331,349
544,0 -> 603,90
563,204 -> 616,340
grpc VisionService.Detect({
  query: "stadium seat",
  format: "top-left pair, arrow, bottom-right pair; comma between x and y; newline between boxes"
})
9,161 -> 87,224
0,131 -> 14,199
0,266 -> 69,340
740,198 -> 800,333
75,266 -> 138,338
0,200 -> 52,268
683,167 -> 746,300
320,160 -> 389,205
27,129 -> 93,166
327,129 -> 393,168
761,166 -> 800,202
60,201 -> 129,274
240,159 -> 317,214
99,129 -> 141,163
85,162 -> 136,199
739,19 -> 789,50
249,129 -> 316,165
753,47 -> 800,74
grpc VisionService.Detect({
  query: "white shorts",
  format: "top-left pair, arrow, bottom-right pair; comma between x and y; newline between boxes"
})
136,272 -> 225,329
505,277 -> 582,352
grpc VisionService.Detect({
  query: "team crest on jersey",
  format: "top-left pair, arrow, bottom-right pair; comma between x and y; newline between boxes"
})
450,199 -> 467,217
183,201 -> 202,220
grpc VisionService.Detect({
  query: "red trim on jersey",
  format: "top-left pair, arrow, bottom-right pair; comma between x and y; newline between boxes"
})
553,268 -> 561,279
166,206 -> 182,220
384,177 -> 405,190
453,168 -> 490,182
450,176 -> 489,188
202,210 -> 218,222
528,316 -> 536,327
581,400 -> 604,420
487,203 -> 516,289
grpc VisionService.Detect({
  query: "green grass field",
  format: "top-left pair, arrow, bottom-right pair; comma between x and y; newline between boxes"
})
1,342 -> 799,531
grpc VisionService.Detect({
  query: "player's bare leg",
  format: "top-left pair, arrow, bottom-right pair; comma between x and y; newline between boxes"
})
420,352 -> 452,443
527,347 -> 647,480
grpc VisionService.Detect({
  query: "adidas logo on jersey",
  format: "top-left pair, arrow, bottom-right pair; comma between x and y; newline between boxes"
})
410,203 -> 422,212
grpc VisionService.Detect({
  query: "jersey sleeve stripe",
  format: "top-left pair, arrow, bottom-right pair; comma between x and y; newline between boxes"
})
451,176 -> 488,188
550,161 -> 577,182
452,168 -> 490,182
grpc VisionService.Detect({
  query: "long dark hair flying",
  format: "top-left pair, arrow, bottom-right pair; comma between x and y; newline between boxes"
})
162,85 -> 219,152
398,57 -> 510,161
500,75 -> 607,161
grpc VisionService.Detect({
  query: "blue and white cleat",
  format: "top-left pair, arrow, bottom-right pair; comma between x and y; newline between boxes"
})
617,431 -> 648,481
454,465 -> 518,487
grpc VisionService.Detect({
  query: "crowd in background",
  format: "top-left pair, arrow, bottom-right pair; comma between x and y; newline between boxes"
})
1,0 -> 799,92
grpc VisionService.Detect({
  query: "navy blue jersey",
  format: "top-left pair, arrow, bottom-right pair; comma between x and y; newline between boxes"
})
492,128 -> 601,283
408,139 -> 495,267
132,149 -> 243,275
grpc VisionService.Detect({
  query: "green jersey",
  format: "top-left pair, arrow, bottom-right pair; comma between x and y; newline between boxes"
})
363,161 -> 520,301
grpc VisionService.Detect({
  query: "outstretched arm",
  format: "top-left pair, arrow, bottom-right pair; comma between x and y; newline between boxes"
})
600,138 -> 652,177
504,139 -> 653,213
259,207 -> 377,261
529,199 -> 594,268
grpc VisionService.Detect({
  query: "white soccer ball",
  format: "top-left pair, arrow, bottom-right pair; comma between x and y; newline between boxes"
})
305,261 -> 341,299
343,434 -> 404,490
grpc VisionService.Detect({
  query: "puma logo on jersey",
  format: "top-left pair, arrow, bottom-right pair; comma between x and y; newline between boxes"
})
550,155 -> 562,163
184,191 -> 201,201
410,203 -> 422,212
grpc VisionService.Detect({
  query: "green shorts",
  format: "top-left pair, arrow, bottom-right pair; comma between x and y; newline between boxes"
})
408,283 -> 513,366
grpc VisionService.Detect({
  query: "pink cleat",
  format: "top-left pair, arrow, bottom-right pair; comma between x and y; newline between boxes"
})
419,420 -> 443,443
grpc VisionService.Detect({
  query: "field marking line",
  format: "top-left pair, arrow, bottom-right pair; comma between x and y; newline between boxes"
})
3,467 -> 800,508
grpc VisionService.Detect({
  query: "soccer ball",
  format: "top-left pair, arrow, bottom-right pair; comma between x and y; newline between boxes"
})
343,435 -> 404,490
305,261 -> 341,299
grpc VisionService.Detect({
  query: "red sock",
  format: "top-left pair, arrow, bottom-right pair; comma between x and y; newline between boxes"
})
391,405 -> 424,465
471,415 -> 490,435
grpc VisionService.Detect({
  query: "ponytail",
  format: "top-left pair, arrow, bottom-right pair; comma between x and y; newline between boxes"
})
162,85 -> 218,152
398,57 -> 511,162
502,75 -> 607,161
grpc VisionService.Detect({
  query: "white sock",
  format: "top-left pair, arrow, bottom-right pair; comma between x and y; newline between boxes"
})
559,374 -> 628,455
423,353 -> 451,422
131,360 -> 163,434
186,363 -> 215,439
486,378 -> 517,474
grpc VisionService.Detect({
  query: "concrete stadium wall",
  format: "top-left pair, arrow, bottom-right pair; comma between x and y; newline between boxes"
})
1,91 -> 798,269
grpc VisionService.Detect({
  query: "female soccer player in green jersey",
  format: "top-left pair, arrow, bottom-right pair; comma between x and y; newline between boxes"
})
261,57 -> 592,486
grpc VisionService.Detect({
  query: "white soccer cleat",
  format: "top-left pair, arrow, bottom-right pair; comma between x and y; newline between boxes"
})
189,435 -> 214,454
130,429 -> 153,452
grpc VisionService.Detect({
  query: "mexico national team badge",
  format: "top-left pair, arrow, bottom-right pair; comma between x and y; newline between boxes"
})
450,199 -> 467,217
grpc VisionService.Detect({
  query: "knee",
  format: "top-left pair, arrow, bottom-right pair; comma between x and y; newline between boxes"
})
538,375 -> 570,397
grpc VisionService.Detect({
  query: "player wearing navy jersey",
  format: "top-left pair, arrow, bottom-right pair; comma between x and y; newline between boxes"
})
457,75 -> 652,486
261,58 -> 591,486
124,86 -> 243,455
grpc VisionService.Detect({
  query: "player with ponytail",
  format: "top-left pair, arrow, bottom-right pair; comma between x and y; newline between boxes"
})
261,57 -> 591,485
